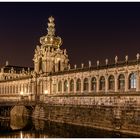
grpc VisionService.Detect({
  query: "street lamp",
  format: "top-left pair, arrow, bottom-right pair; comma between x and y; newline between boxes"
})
44,90 -> 48,95
43,90 -> 48,102
20,91 -> 23,95
20,91 -> 24,100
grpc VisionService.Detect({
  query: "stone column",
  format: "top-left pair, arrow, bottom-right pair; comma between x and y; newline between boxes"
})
125,72 -> 128,92
96,75 -> 99,92
32,82 -> 34,94
22,84 -> 24,93
56,80 -> 58,94
37,80 -> 40,95
5,85 -> 7,94
11,84 -> 13,94
115,73 -> 118,92
43,80 -> 47,93
16,85 -> 18,93
136,71 -> 140,91
0,85 -> 1,94
29,82 -> 31,93
48,78 -> 53,95
81,78 -> 84,93
7,85 -> 9,94
28,83 -> 30,93
74,78 -> 76,94
105,75 -> 108,92
89,77 -> 91,93
3,85 -> 5,94
3,85 -> 4,94
62,79 -> 64,94
18,84 -> 21,93
40,81 -> 43,94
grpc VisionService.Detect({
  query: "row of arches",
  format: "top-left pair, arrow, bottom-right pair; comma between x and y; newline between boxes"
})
0,83 -> 31,94
56,73 -> 137,93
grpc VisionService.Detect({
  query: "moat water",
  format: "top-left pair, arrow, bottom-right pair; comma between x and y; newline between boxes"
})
0,117 -> 139,138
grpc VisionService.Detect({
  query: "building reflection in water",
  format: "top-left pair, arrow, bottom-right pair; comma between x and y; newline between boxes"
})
10,115 -> 29,130
0,116 -> 138,138
20,131 -> 23,139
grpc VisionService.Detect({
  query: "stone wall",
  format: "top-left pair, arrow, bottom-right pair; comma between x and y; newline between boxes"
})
33,95 -> 140,136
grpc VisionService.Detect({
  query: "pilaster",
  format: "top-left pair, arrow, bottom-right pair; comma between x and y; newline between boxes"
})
96,75 -> 99,93
68,79 -> 70,93
89,77 -> 91,93
81,78 -> 84,93
125,72 -> 128,92
136,71 -> 140,91
115,74 -> 118,92
74,78 -> 76,94
105,75 -> 108,93
62,79 -> 64,94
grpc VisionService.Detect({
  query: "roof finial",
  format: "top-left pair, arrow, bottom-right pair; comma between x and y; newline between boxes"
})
6,61 -> 9,66
47,16 -> 55,36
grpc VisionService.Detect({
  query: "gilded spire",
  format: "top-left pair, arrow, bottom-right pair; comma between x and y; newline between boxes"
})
40,16 -> 62,48
47,16 -> 55,36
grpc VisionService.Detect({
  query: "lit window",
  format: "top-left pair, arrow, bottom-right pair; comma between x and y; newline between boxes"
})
91,77 -> 96,91
76,78 -> 81,92
70,79 -> 74,92
64,80 -> 68,92
83,78 -> 89,91
129,73 -> 136,89
100,76 -> 105,90
58,81 -> 62,92
118,74 -> 125,90
108,75 -> 115,90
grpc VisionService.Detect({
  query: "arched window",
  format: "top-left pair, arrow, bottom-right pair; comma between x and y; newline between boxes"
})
64,80 -> 68,92
70,79 -> 74,92
53,84 -> 56,93
2,86 -> 4,94
13,85 -> 15,94
16,85 -> 18,93
10,85 -> 12,94
100,76 -> 105,90
8,85 -> 10,94
58,81 -> 62,92
76,78 -> 81,92
108,75 -> 115,90
5,86 -> 7,94
83,78 -> 89,91
91,77 -> 96,91
19,84 -> 21,92
129,73 -> 136,89
26,84 -> 29,93
118,74 -> 125,90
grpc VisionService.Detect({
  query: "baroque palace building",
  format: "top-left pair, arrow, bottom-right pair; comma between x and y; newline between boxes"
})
0,16 -> 140,101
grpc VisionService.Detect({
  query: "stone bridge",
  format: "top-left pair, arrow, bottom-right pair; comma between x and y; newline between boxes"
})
0,100 -> 36,119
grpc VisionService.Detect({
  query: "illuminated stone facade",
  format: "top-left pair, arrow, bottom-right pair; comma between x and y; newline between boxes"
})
0,16 -> 140,101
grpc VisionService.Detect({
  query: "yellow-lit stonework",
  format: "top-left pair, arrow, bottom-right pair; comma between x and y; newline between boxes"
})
0,16 -> 140,102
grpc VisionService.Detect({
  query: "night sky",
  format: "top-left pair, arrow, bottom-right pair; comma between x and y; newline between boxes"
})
0,2 -> 140,68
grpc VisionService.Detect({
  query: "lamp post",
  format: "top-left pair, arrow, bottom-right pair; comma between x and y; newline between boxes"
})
44,90 -> 48,94
44,90 -> 48,102
20,91 -> 24,101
